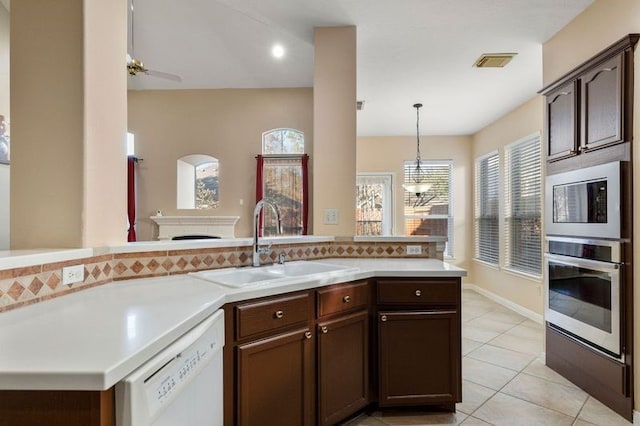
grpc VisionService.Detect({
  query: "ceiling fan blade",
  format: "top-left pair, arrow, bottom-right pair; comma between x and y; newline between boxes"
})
144,69 -> 183,82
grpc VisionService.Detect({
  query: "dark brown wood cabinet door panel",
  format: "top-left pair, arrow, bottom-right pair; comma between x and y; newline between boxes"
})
581,54 -> 623,151
317,311 -> 369,426
236,293 -> 311,340
378,311 -> 460,407
0,389 -> 114,426
237,328 -> 314,426
546,81 -> 578,161
377,279 -> 459,306
317,280 -> 369,318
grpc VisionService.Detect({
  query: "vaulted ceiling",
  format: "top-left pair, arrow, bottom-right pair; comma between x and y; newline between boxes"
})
127,0 -> 593,136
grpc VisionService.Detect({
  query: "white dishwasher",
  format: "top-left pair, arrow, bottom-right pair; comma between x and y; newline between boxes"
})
116,309 -> 225,426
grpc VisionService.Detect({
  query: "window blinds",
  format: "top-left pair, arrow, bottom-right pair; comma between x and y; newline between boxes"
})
504,135 -> 542,275
474,152 -> 500,265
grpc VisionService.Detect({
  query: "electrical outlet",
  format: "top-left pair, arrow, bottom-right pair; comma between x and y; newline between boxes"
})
323,209 -> 339,225
62,264 -> 85,285
406,245 -> 422,255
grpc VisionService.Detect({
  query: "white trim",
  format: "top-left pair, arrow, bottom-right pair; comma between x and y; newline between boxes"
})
472,257 -> 500,270
504,131 -> 541,150
475,149 -> 499,163
464,283 -> 543,324
633,410 -> 640,424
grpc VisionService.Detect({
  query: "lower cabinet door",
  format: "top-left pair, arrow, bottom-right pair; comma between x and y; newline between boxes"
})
237,327 -> 314,426
378,310 -> 460,407
317,310 -> 369,426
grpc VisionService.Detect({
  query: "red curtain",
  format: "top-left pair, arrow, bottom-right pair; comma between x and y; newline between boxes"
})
127,156 -> 137,242
301,154 -> 309,235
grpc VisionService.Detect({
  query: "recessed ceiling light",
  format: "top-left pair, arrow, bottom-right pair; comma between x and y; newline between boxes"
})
272,44 -> 285,59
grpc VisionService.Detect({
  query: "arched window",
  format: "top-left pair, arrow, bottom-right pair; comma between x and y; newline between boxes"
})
177,154 -> 219,209
257,129 -> 309,235
262,128 -> 304,154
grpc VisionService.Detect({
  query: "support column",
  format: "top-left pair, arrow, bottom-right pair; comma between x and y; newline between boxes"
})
10,0 -> 127,248
313,26 -> 357,236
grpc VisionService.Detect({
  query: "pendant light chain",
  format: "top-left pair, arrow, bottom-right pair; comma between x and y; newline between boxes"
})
413,103 -> 423,181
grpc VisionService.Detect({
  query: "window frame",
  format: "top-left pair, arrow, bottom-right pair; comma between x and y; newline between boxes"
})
356,173 -> 395,236
403,159 -> 454,258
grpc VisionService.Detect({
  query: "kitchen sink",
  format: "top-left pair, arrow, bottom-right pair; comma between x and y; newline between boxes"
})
190,261 -> 359,288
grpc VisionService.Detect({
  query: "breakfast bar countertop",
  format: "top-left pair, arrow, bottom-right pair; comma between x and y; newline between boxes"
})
0,258 -> 465,391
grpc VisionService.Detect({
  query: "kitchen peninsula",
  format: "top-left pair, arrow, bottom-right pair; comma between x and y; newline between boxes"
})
0,236 -> 465,426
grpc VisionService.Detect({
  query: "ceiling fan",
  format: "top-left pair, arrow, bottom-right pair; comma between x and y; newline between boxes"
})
127,0 -> 182,82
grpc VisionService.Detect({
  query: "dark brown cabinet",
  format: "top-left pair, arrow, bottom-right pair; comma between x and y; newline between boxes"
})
542,35 -> 638,165
376,278 -> 461,410
546,81 -> 578,161
316,280 -> 370,425
0,389 -> 114,426
237,327 -> 314,426
581,54 -> 623,151
378,310 -> 459,407
224,277 -> 462,425
224,290 -> 315,426
317,311 -> 369,426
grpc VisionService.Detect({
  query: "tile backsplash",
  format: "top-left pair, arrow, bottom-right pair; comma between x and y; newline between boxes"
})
0,239 -> 442,313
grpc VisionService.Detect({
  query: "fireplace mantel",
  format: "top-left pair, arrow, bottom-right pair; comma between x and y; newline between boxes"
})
150,215 -> 240,240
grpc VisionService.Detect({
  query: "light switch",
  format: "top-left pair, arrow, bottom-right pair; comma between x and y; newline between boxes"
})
323,209 -> 339,225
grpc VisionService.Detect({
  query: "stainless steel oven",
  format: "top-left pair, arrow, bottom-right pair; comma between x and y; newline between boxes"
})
545,161 -> 621,239
544,236 -> 623,358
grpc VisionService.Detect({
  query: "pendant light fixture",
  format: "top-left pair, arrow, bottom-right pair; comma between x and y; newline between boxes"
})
402,103 -> 431,196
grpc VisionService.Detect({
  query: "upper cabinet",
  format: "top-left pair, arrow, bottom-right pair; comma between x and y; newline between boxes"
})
546,81 -> 578,161
542,34 -> 638,164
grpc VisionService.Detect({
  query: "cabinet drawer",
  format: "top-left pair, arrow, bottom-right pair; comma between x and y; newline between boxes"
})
236,292 -> 311,340
317,281 -> 369,317
377,279 -> 459,305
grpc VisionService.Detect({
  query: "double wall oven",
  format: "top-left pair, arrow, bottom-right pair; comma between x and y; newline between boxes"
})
544,161 -> 626,359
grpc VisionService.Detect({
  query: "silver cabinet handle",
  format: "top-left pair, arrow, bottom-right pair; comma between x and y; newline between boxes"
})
381,315 -> 388,322
305,331 -> 312,339
415,290 -> 422,297
274,310 -> 284,319
321,326 -> 328,334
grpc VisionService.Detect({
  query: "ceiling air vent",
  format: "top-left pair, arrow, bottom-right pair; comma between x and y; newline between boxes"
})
356,100 -> 365,111
473,53 -> 517,68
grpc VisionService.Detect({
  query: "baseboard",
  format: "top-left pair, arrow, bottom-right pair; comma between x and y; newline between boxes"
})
634,410 -> 640,424
463,283 -> 543,324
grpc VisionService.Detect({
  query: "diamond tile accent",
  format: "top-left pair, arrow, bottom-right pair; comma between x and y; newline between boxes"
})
176,258 -> 188,270
28,277 -> 44,295
147,259 -> 160,272
162,259 -> 175,271
8,282 -> 25,301
46,273 -> 61,290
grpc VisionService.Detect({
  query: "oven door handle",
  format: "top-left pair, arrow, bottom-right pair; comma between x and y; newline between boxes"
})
544,253 -> 620,272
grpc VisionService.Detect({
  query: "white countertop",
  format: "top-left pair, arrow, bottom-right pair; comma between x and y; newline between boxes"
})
0,258 -> 465,391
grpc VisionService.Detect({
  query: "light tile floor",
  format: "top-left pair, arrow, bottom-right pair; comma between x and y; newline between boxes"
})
345,289 -> 631,426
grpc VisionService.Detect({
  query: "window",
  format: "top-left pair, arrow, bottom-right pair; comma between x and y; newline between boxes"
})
356,173 -> 394,236
504,134 -> 542,276
258,129 -> 308,236
474,152 -> 500,265
404,160 -> 453,257
177,154 -> 219,209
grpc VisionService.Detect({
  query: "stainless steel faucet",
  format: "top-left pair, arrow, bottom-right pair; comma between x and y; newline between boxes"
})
252,199 -> 282,267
